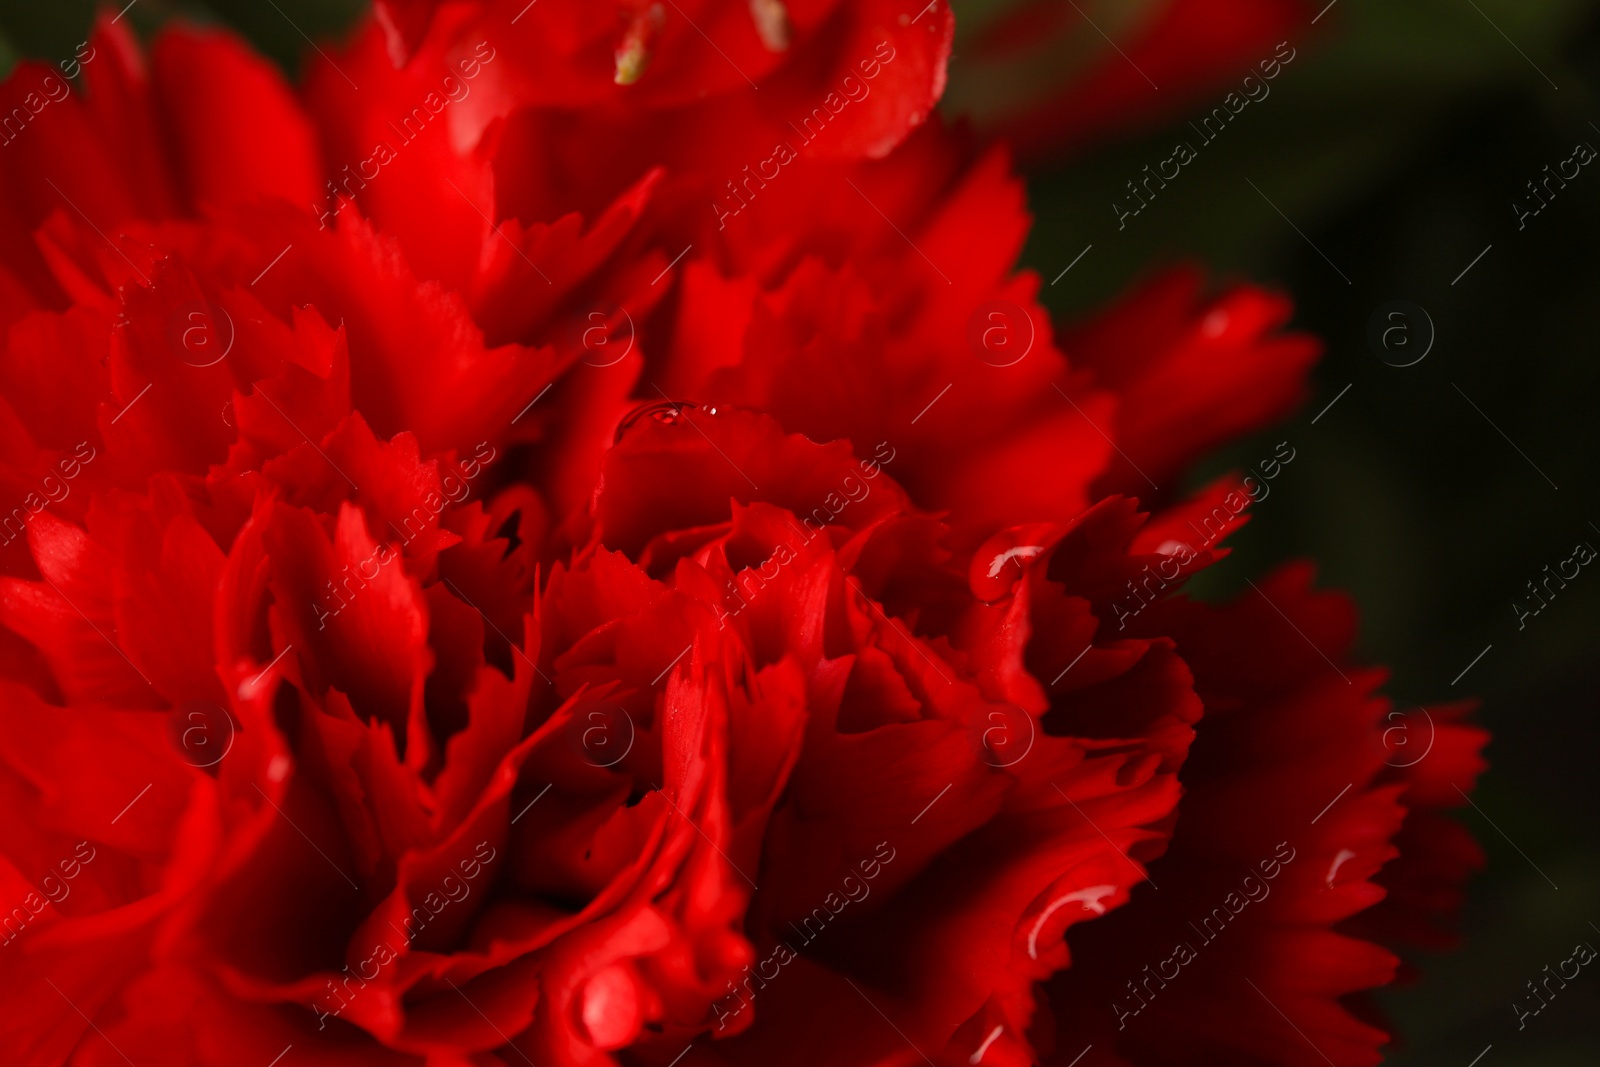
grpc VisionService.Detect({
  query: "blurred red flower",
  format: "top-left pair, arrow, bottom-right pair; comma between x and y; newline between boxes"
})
951,0 -> 1314,163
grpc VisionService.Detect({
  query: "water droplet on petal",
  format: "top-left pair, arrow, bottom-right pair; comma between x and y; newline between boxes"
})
1325,847 -> 1358,888
615,399 -> 699,444
968,524 -> 1057,602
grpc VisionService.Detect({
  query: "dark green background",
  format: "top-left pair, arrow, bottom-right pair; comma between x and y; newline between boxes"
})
2,0 -> 1593,1062
986,2 -> 1600,1063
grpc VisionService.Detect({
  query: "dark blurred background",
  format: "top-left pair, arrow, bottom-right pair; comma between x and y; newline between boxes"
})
983,2 -> 1600,1063
2,0 -> 1594,1062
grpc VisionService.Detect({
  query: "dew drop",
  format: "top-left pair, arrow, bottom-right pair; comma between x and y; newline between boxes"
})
614,399 -> 700,444
968,524 -> 1055,603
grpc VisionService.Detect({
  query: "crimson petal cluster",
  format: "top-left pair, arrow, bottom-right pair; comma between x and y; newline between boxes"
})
0,4 -> 1483,1067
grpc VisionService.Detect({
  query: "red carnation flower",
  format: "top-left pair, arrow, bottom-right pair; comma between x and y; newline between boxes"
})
0,5 -> 1482,1067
